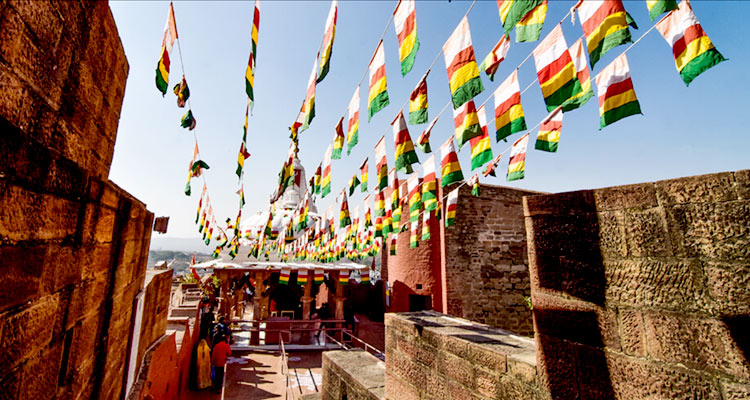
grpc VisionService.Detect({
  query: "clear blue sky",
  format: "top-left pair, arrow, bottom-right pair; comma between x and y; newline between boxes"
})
109,1 -> 749,239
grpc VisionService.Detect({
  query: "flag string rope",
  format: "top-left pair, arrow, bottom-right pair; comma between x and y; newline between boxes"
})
172,4 -> 231,240
311,6 -> 671,239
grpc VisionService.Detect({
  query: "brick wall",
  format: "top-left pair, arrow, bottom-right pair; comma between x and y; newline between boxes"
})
0,1 -> 155,399
321,350 -> 386,400
384,312 -> 549,400
524,171 -> 750,399
441,183 -> 540,336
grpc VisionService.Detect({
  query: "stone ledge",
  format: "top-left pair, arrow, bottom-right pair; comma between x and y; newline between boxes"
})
323,350 -> 385,400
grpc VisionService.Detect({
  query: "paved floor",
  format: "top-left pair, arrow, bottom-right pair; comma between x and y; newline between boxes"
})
186,351 -> 323,400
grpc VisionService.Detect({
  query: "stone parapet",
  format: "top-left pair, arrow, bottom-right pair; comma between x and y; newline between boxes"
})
322,350 -> 386,400
385,311 -> 549,400
524,170 -> 750,399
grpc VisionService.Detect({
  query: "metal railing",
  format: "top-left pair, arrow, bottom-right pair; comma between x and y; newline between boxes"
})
324,330 -> 385,361
230,318 -> 350,346
279,333 -> 296,400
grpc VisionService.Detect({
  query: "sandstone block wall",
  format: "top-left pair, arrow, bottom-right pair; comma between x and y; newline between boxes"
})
0,0 -> 128,179
0,1 -> 156,399
524,170 -> 750,399
441,184 -> 539,336
385,312 -> 549,400
135,270 -> 173,383
321,350 -> 386,400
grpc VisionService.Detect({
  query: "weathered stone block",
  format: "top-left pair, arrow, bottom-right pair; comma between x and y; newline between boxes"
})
721,380 -> 750,400
607,353 -> 722,400
655,172 -> 737,205
618,309 -> 645,357
596,211 -> 627,258
666,201 -> 750,261
18,342 -> 63,400
0,294 -> 59,368
0,243 -> 45,312
623,207 -> 673,257
593,182 -> 658,211
385,371 -> 419,400
735,169 -> 750,200
704,261 -> 750,314
0,185 -> 79,242
643,312 -> 749,379
604,259 -> 709,312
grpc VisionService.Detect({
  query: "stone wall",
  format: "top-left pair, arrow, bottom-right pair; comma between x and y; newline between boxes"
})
321,350 -> 386,400
441,183 -> 540,336
136,270 -> 173,376
524,170 -> 750,399
0,1 -> 154,399
385,312 -> 549,400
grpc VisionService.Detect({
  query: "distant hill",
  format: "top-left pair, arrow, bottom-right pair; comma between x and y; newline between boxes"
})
147,249 -> 212,276
150,236 -> 214,253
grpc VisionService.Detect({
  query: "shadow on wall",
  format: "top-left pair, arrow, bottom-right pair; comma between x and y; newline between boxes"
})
527,190 -> 616,399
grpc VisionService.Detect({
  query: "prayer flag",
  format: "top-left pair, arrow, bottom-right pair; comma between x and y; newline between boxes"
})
496,0 -> 544,36
470,174 -> 480,197
383,200 -> 393,237
321,144 -> 332,197
155,3 -> 177,95
314,269 -> 324,284
375,136 -> 389,190
392,111 -> 420,174
478,34 -> 510,82
563,38 -> 595,111
417,116 -> 436,153
595,53 -> 642,128
374,190 -> 385,217
575,0 -> 634,68
236,131 -> 251,179
410,220 -> 419,248
332,117 -> 345,159
181,109 -> 196,130
246,0 -> 260,107
293,59 -> 318,133
297,268 -> 308,285
421,209 -> 431,240
655,0 -> 726,86
493,69 -> 527,142
389,167 -> 400,210
348,173 -> 360,196
360,158 -> 369,192
483,153 -> 503,177
440,137 -> 464,187
368,41 -> 390,121
317,0 -> 338,83
390,234 -> 397,255
422,155 -> 438,212
313,163 -> 322,195
407,174 -> 421,223
452,100 -> 482,149
279,268 -> 290,285
173,76 -> 189,107
533,25 -> 583,112
515,0 -> 547,43
469,105 -> 493,171
363,194 -> 373,228
339,190 -> 351,228
647,0 -> 678,21
394,0 -> 420,76
409,72 -> 429,124
443,17 -> 484,109
536,106 -> 563,152
507,133 -> 529,181
347,87 -> 360,155
338,269 -> 349,285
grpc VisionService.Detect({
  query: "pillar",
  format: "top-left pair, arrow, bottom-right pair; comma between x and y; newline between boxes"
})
251,271 -> 264,345
334,271 -> 345,341
301,274 -> 314,344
